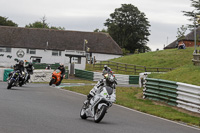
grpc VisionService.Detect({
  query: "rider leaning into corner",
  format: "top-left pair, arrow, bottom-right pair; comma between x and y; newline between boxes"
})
8,60 -> 25,81
14,60 -> 25,74
24,62 -> 34,82
57,63 -> 66,84
87,65 -> 116,101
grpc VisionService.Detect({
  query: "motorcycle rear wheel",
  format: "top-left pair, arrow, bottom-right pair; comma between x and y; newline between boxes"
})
94,105 -> 107,123
80,105 -> 87,119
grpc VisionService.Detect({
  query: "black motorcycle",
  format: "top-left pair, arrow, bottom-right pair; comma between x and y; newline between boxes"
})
7,70 -> 24,89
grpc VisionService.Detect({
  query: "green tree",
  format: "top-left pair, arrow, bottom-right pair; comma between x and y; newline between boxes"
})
182,0 -> 200,28
25,21 -> 48,28
104,4 -> 151,53
25,16 -> 65,30
176,25 -> 187,40
0,16 -> 18,27
93,28 -> 108,33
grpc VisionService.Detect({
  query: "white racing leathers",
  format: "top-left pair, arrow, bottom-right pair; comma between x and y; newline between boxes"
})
80,80 -> 116,123
89,79 -> 105,96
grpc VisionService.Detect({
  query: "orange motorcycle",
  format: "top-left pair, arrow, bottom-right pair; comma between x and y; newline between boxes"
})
49,69 -> 62,86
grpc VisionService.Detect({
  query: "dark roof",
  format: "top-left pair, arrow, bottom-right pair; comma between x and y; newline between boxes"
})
0,26 -> 122,55
164,27 -> 200,49
164,40 -> 177,49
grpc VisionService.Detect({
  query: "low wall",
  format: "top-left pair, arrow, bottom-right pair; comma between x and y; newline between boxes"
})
75,69 -> 139,85
1,69 -> 68,83
0,68 -> 13,82
30,70 -> 54,82
0,68 -> 8,81
143,78 -> 200,113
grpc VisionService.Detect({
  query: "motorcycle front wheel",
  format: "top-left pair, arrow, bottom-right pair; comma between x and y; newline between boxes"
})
19,80 -> 24,87
7,79 -> 14,89
80,105 -> 87,119
49,78 -> 55,86
94,105 -> 107,123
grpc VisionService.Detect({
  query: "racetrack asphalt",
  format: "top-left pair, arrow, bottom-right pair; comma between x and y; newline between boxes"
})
0,82 -> 199,133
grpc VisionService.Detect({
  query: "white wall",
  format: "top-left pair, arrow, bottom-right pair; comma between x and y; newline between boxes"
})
0,48 -> 86,68
0,48 -> 122,69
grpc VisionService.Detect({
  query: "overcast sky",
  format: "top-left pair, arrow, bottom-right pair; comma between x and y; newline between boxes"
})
0,0 -> 194,51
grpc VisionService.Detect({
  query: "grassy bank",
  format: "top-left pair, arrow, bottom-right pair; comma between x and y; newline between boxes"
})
111,48 -> 197,68
148,64 -> 200,86
63,85 -> 200,127
86,47 -> 200,85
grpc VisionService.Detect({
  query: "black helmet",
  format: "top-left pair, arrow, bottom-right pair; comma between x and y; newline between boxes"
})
19,60 -> 24,66
29,62 -> 33,66
60,63 -> 64,67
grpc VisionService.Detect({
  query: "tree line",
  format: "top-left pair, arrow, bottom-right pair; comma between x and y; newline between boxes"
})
0,16 -> 65,30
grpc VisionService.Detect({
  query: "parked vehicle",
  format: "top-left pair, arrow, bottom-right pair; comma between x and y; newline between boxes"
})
49,69 -> 62,86
80,73 -> 116,123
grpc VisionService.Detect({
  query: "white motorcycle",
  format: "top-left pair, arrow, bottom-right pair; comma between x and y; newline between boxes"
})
80,73 -> 116,123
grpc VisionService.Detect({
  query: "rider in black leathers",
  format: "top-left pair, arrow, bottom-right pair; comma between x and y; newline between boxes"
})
8,60 -> 25,82
24,62 -> 34,83
14,60 -> 25,73
57,64 -> 66,84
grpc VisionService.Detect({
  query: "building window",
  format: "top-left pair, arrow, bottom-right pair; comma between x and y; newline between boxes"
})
0,47 -> 11,52
27,49 -> 36,54
52,51 -> 61,56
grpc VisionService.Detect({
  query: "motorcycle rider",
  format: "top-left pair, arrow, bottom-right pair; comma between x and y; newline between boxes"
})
14,60 -> 25,73
9,60 -> 25,82
87,65 -> 116,102
57,63 -> 66,84
102,65 -> 112,75
24,62 -> 34,83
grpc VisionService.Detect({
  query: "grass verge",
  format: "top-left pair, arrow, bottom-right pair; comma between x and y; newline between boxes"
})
63,85 -> 200,127
34,79 -> 96,84
62,79 -> 96,84
148,64 -> 200,86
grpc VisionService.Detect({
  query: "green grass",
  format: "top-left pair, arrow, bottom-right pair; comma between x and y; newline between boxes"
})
86,47 -> 200,85
111,48 -> 197,68
148,64 -> 200,86
62,79 -> 96,84
34,79 -> 96,84
63,85 -> 200,127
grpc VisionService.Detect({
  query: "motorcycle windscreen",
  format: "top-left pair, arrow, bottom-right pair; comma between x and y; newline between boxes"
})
105,86 -> 113,95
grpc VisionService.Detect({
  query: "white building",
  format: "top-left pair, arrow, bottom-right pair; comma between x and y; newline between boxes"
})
0,26 -> 122,69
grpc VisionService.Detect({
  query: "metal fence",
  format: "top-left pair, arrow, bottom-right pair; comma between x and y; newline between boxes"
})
143,78 -> 200,113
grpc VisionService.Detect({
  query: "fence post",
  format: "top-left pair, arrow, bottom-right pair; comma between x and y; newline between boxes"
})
134,65 -> 136,74
144,66 -> 146,72
125,64 -> 127,72
117,63 -> 118,72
